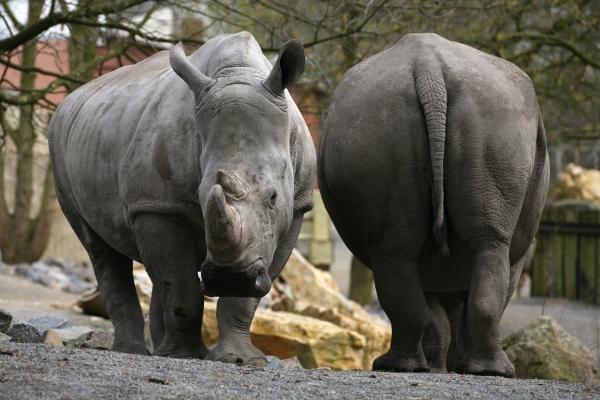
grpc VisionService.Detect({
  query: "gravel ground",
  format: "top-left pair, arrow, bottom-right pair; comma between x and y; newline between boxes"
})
0,342 -> 598,400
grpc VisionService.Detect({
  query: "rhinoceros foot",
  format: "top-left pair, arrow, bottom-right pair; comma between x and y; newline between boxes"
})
457,350 -> 514,377
153,341 -> 208,359
372,349 -> 429,373
112,339 -> 149,356
206,341 -> 266,367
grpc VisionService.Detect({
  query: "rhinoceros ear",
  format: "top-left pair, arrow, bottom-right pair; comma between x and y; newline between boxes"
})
264,39 -> 305,94
170,42 -> 215,95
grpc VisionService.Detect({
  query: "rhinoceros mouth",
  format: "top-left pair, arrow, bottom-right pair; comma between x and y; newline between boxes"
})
200,258 -> 271,297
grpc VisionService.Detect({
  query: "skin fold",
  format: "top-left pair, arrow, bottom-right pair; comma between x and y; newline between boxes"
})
48,32 -> 315,365
318,33 -> 549,377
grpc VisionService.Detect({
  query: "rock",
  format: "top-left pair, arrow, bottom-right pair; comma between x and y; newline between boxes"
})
202,301 -> 366,370
294,303 -> 390,370
553,163 -> 600,204
0,308 -> 12,333
501,316 -> 598,383
7,323 -> 45,343
77,290 -> 108,318
13,259 -> 95,294
265,355 -> 303,369
133,262 -> 152,312
44,325 -> 113,350
44,326 -> 94,346
0,332 -> 10,343
79,330 -> 114,350
274,250 -> 391,369
28,316 -> 70,332
280,356 -> 303,369
7,316 -> 70,343
43,330 -> 65,346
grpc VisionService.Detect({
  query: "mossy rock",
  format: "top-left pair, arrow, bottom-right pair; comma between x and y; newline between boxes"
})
501,316 -> 598,383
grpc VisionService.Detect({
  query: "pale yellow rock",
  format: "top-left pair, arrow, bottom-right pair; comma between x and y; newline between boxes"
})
553,163 -> 600,204
296,303 -> 390,369
280,250 -> 343,310
201,300 -> 219,347
133,262 -> 152,312
201,301 -> 366,370
277,250 -> 391,369
43,330 -> 65,346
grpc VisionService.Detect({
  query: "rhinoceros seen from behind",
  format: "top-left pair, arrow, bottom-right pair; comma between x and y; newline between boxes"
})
319,33 -> 549,377
49,32 -> 315,365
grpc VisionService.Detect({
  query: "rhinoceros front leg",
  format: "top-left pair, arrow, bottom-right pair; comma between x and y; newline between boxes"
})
205,297 -> 265,366
134,214 -> 207,359
61,207 -> 147,355
458,248 -> 514,377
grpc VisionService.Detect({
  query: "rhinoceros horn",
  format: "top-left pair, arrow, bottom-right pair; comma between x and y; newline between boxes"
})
205,183 -> 242,262
170,42 -> 215,95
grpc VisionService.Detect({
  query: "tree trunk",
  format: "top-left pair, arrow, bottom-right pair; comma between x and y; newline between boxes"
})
0,0 -> 50,264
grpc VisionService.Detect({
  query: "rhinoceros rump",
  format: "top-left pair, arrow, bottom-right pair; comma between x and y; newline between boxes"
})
318,33 -> 549,377
48,32 -> 315,365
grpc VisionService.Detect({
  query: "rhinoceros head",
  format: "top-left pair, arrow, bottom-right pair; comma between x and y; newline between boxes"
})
170,39 -> 305,297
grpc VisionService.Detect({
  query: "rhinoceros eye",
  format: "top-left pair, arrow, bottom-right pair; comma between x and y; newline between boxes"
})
267,188 -> 278,207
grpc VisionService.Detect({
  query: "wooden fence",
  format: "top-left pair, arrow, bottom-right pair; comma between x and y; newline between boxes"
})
531,200 -> 600,304
298,190 -> 333,269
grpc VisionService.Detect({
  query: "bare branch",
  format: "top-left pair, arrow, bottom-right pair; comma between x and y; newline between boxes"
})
0,57 -> 85,84
0,0 -> 148,51
498,31 -> 600,70
0,0 -> 25,31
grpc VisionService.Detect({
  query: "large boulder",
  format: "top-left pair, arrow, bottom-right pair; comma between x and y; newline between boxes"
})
501,316 -> 598,383
273,250 -> 390,369
553,163 -> 600,204
202,301 -> 365,370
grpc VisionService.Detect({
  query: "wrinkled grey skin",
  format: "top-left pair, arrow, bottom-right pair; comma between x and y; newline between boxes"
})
319,33 -> 549,377
48,32 -> 315,365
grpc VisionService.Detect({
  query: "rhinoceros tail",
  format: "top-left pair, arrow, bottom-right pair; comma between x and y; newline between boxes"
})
415,60 -> 449,257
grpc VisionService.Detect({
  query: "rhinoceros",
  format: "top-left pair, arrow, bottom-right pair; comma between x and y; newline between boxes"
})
48,32 -> 315,365
318,33 -> 549,376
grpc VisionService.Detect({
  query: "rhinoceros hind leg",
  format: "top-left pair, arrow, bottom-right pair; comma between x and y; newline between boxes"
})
457,248 -> 514,377
205,297 -> 266,367
441,293 -> 467,372
422,293 -> 450,373
134,214 -> 207,359
371,256 -> 430,373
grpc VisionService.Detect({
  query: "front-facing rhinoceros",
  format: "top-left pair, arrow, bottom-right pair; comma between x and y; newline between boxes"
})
318,33 -> 549,377
48,32 -> 315,365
